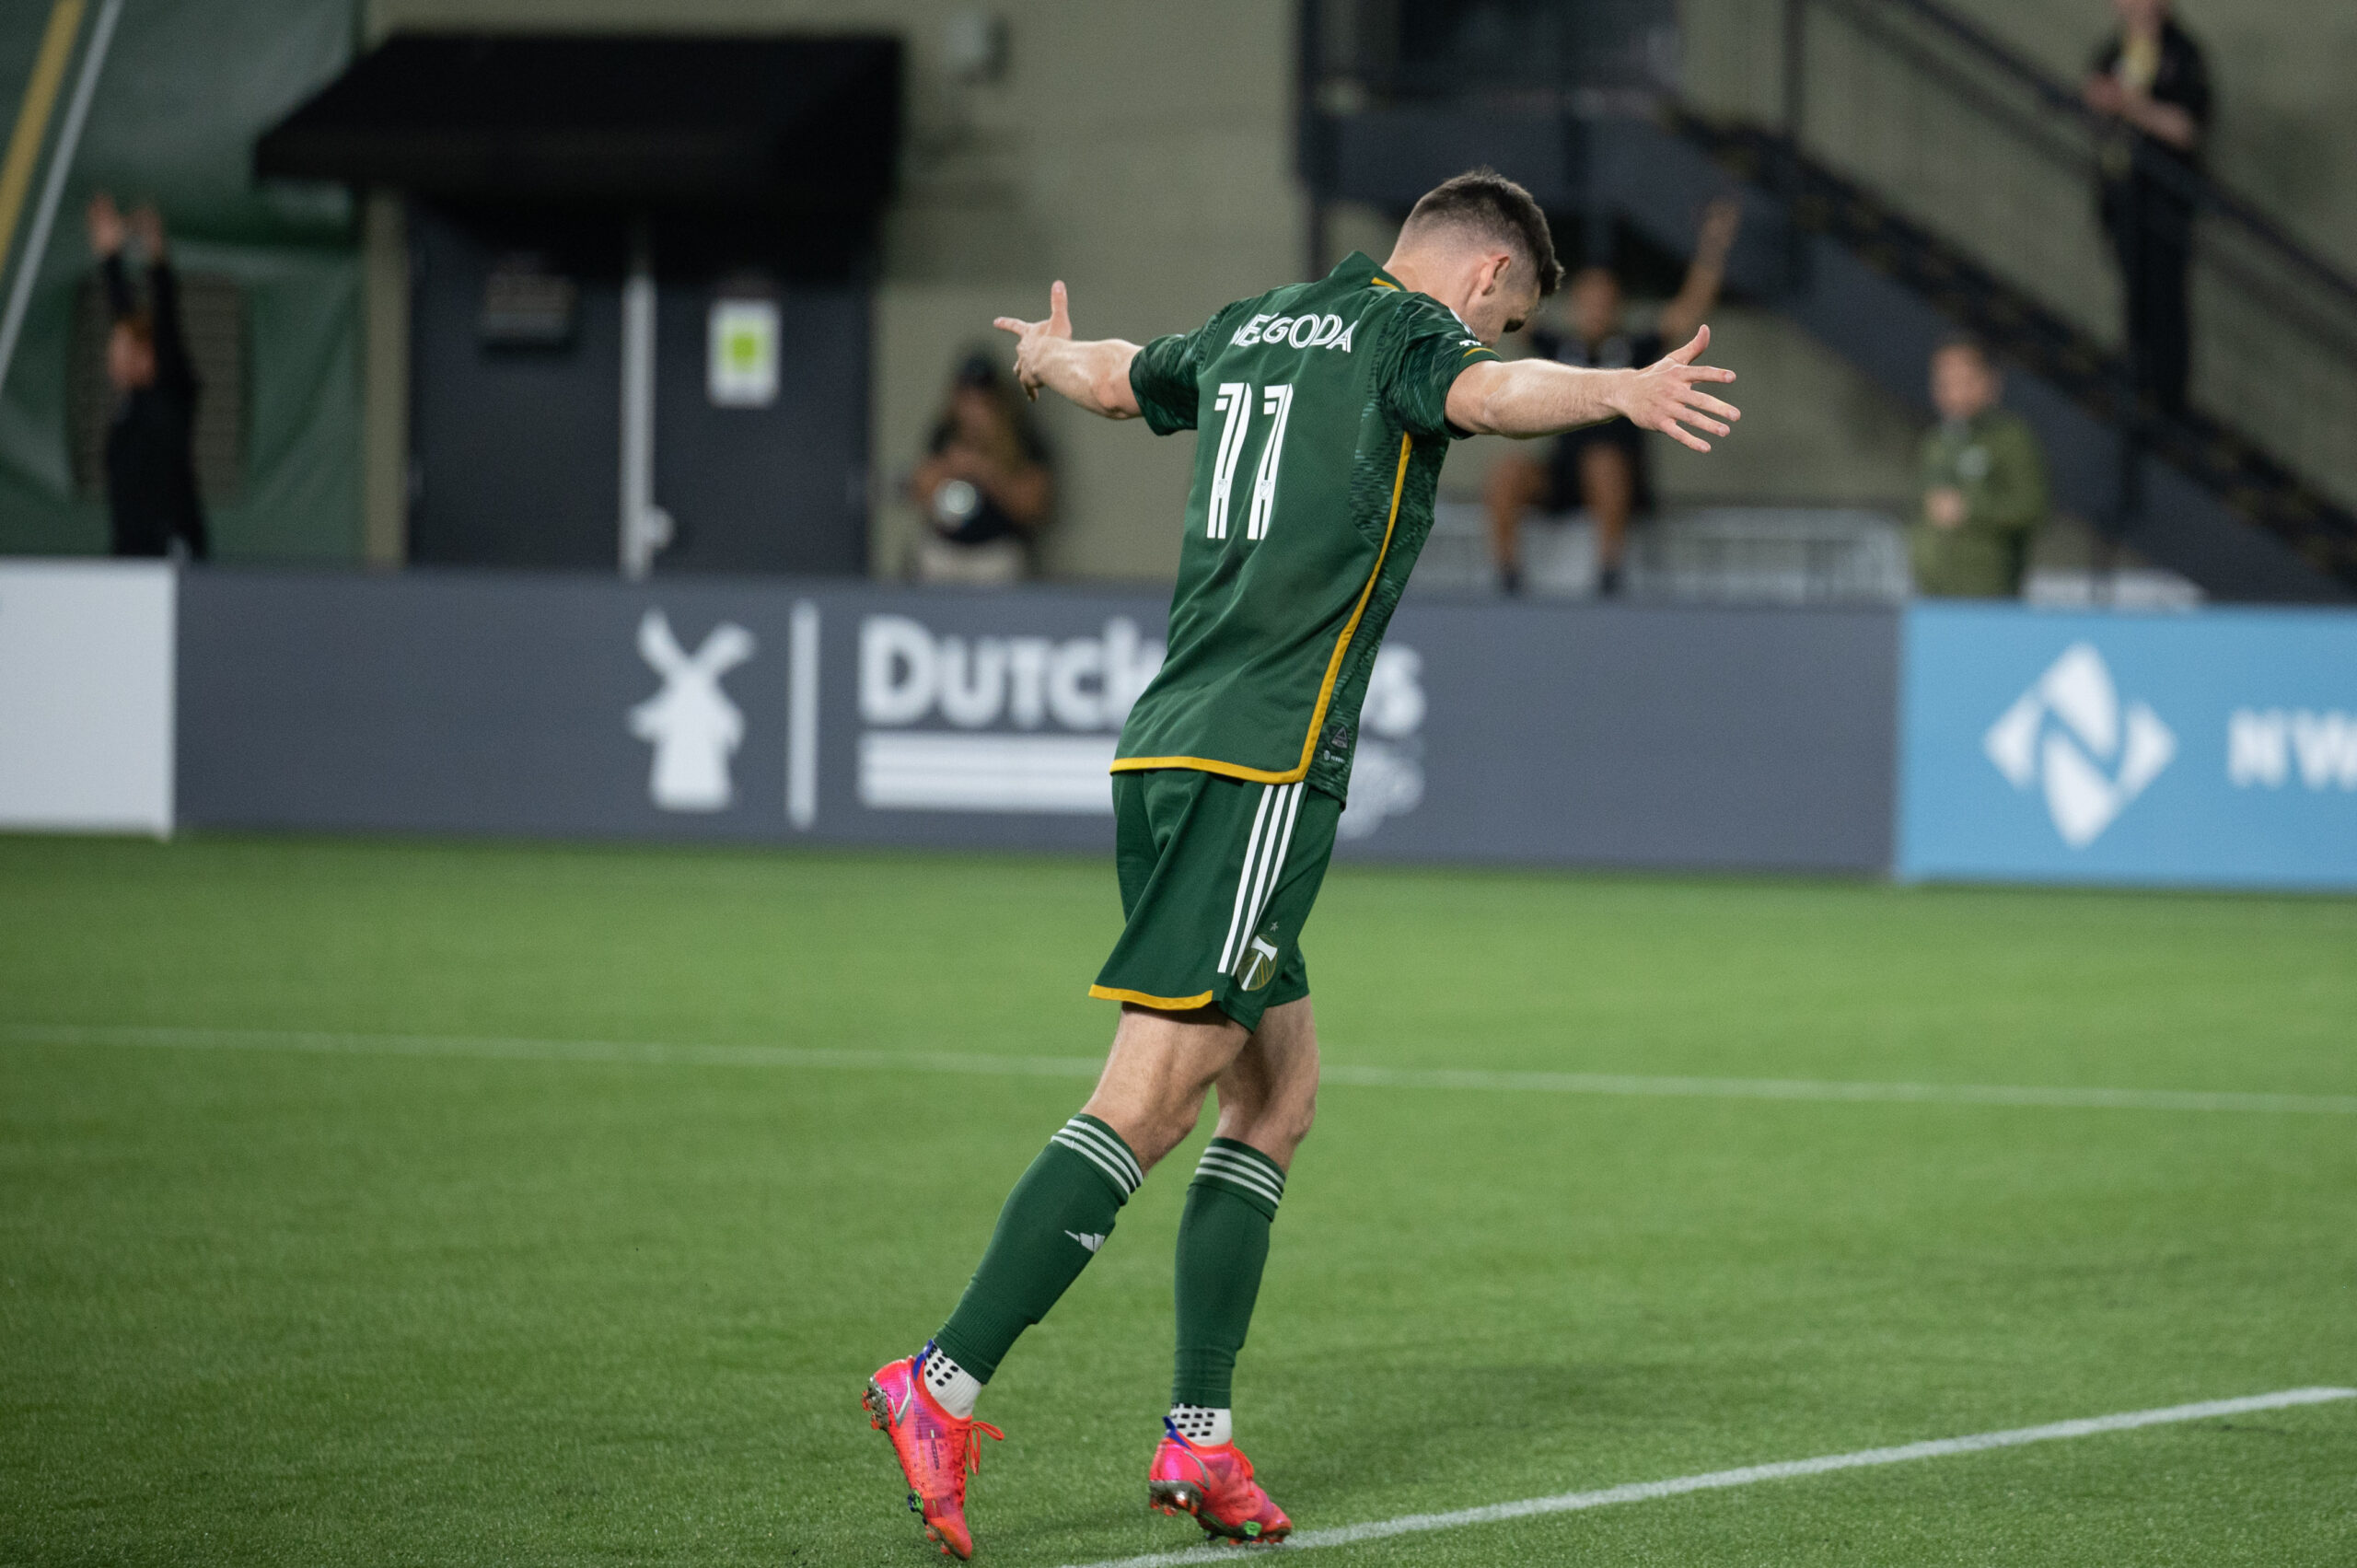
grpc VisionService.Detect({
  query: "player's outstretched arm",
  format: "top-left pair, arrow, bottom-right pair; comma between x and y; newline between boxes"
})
1447,325 -> 1739,453
993,282 -> 1144,421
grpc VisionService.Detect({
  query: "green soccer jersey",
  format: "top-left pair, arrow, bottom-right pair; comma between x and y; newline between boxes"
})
1117,251 -> 1499,799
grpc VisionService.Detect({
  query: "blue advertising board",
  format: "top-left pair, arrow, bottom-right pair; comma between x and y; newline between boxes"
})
1898,603 -> 2357,888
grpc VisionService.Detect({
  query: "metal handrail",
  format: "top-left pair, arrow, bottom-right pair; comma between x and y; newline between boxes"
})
1828,0 -> 2357,319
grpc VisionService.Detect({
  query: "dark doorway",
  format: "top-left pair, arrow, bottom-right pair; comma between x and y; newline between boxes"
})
407,203 -> 867,575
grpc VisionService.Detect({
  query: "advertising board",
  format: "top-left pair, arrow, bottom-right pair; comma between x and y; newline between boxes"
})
0,561 -> 175,834
177,573 -> 1896,873
1898,603 -> 2357,888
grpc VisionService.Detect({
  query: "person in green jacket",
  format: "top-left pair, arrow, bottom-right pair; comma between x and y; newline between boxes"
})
1913,336 -> 2049,597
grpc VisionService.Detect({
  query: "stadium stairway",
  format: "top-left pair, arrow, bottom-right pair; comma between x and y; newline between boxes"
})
1644,111 -> 2357,603
1302,1 -> 2357,603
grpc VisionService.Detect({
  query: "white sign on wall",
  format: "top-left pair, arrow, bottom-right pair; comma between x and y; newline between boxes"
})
707,299 -> 780,407
0,561 -> 176,833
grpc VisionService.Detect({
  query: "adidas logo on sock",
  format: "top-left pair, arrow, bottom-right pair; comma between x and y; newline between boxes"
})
1065,1230 -> 1106,1253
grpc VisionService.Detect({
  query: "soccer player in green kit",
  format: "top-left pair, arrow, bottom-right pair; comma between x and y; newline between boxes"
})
865,169 -> 1740,1558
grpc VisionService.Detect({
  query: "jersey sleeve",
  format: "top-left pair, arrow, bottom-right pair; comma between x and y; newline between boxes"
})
1378,303 -> 1502,440
1128,307 -> 1230,436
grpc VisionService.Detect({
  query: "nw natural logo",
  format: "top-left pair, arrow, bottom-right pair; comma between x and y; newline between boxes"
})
630,610 -> 756,812
1983,643 -> 2176,847
1064,1230 -> 1106,1254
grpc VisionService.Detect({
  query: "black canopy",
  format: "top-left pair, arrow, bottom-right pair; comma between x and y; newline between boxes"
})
255,33 -> 901,215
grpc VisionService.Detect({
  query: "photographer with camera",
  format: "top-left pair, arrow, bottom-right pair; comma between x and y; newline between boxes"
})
908,351 -> 1053,585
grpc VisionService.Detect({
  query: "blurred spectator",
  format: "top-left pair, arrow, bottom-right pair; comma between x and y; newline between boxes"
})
86,192 -> 207,561
1483,198 -> 1739,598
1913,337 -> 2048,598
908,351 -> 1052,586
2084,0 -> 2210,415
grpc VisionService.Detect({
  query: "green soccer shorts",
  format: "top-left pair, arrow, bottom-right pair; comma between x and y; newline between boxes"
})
1090,769 -> 1342,1032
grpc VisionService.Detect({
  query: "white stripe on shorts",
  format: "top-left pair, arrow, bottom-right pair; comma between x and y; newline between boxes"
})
1217,784 -> 1280,976
1241,783 -> 1305,961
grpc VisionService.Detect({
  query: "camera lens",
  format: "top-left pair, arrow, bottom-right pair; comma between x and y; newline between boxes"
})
933,478 -> 981,529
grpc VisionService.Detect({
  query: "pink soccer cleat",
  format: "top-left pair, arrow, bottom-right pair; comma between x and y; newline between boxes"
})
864,1346 -> 1004,1560
1147,1420 -> 1293,1544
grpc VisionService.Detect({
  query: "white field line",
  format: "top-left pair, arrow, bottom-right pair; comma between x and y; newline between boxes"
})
1063,1388 -> 2357,1568
7,1023 -> 2357,1115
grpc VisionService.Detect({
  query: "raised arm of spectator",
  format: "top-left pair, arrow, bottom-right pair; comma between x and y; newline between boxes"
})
130,205 -> 197,396
1658,198 -> 1743,344
87,192 -> 137,319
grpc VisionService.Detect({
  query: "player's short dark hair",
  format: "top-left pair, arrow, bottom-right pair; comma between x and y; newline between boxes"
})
1402,168 -> 1562,296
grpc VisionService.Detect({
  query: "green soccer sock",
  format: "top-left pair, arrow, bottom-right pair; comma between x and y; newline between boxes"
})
1171,1137 -> 1287,1411
934,1114 -> 1142,1383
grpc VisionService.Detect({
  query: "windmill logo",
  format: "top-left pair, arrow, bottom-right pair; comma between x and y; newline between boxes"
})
1982,643 -> 2175,848
630,610 -> 756,812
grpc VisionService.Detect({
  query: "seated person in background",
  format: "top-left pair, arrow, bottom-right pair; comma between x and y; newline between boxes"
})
1483,197 -> 1739,597
908,351 -> 1052,586
87,192 -> 207,561
1913,335 -> 2049,598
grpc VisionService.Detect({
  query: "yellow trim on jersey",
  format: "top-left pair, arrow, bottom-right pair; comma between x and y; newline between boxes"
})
1111,434 -> 1415,786
1369,279 -> 1399,291
1109,753 -> 1302,784
1089,984 -> 1219,1011
1295,433 -> 1413,767
1463,345 -> 1497,358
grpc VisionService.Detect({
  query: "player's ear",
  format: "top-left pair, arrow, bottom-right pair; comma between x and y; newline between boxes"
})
1487,250 -> 1515,297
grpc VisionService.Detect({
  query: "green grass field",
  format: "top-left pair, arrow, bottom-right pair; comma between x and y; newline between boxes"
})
3,834 -> 2353,1566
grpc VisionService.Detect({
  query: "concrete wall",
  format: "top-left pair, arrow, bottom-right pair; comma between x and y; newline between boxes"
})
363,0 -> 1306,583
353,2 -> 2351,579
1945,0 -> 2357,276
1679,0 -> 2357,281
1677,0 -> 2357,519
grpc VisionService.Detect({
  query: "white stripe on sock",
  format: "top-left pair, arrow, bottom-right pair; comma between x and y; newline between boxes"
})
1195,1145 -> 1283,1189
1196,1144 -> 1284,1191
1051,1130 -> 1134,1193
1065,1112 -> 1145,1188
1194,1149 -> 1284,1208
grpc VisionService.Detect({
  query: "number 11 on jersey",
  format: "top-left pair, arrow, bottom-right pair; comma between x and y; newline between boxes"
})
1204,382 -> 1294,542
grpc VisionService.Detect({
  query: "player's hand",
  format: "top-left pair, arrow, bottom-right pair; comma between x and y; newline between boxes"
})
1925,486 -> 1968,528
993,281 -> 1074,401
1615,326 -> 1739,453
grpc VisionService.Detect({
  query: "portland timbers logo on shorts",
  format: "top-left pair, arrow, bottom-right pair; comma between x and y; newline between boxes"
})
1237,934 -> 1281,993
